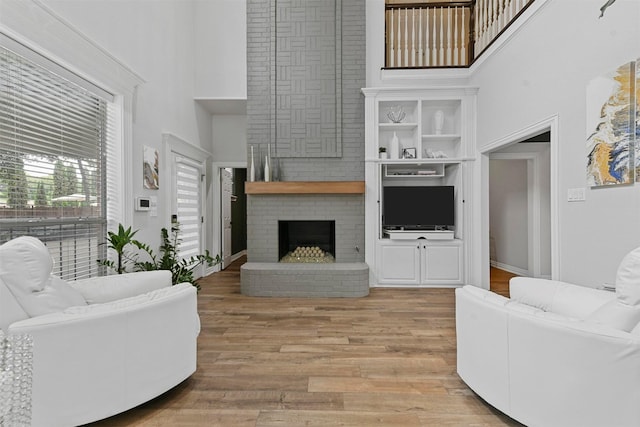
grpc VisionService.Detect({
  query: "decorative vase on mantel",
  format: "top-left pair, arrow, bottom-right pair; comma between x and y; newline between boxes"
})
249,145 -> 256,182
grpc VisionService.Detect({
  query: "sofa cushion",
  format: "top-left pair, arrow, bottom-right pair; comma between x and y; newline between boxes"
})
0,236 -> 86,317
586,299 -> 640,332
615,246 -> 640,305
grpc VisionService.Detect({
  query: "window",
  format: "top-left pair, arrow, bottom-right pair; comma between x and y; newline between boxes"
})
0,44 -> 117,280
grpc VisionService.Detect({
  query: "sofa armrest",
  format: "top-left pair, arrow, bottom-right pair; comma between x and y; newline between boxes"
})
70,270 -> 172,304
509,277 -> 615,319
8,282 -> 199,427
455,286 -> 511,411
508,310 -> 640,427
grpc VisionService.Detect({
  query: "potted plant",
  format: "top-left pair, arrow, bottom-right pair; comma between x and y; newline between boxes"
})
133,224 -> 221,290
99,224 -> 141,274
379,146 -> 388,159
98,223 -> 221,290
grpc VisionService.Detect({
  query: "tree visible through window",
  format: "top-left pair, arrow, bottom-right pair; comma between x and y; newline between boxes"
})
0,44 -> 114,280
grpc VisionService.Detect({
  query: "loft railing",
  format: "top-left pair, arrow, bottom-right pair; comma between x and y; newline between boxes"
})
385,0 -> 535,68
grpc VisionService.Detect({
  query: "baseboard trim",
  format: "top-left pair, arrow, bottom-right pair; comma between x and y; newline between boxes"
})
490,261 -> 529,277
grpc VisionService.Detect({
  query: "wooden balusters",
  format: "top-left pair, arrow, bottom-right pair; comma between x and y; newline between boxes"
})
384,1 -> 532,68
473,0 -> 535,59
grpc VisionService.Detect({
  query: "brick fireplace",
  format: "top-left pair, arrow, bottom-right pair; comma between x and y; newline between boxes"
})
243,0 -> 367,297
241,189 -> 369,297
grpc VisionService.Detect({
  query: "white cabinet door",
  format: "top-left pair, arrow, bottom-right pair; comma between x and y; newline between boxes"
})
377,242 -> 420,285
422,243 -> 463,284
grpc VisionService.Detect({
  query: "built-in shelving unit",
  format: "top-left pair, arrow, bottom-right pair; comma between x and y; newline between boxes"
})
362,87 -> 478,288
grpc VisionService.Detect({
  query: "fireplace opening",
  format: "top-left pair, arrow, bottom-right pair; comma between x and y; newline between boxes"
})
278,220 -> 336,263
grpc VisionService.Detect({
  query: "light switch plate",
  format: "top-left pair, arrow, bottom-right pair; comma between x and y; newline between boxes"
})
567,187 -> 586,202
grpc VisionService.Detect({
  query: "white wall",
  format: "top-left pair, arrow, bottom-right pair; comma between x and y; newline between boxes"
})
490,159 -> 529,272
470,0 -> 640,286
212,115 -> 247,163
194,0 -> 247,99
39,0 -> 214,253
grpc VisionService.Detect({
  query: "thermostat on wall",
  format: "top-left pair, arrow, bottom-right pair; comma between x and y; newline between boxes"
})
135,196 -> 151,211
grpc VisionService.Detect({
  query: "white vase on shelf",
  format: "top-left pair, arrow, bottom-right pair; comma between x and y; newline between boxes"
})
433,110 -> 445,135
249,146 -> 255,182
264,155 -> 270,182
390,132 -> 400,159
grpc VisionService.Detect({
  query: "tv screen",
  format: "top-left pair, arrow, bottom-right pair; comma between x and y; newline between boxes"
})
383,185 -> 454,229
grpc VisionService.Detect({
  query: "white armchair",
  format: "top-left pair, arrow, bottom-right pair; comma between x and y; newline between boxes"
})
0,236 -> 200,427
456,247 -> 640,427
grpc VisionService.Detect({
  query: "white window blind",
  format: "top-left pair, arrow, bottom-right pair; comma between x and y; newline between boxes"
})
175,157 -> 202,260
0,44 -> 116,280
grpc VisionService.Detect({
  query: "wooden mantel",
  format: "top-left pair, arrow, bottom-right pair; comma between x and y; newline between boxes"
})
245,181 -> 365,195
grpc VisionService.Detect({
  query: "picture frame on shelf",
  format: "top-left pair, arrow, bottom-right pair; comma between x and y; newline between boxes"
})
402,147 -> 417,159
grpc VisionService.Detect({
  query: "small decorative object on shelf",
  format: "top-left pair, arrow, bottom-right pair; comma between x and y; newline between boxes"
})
424,148 -> 448,159
379,147 -> 388,159
386,105 -> 406,123
402,147 -> 417,159
390,132 -> 400,159
433,109 -> 445,134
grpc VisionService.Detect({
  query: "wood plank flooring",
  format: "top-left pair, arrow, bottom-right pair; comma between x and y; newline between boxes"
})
489,267 -> 518,297
86,259 -> 523,427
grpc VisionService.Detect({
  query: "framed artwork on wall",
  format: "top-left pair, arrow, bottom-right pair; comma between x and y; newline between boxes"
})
143,145 -> 159,189
586,61 -> 636,187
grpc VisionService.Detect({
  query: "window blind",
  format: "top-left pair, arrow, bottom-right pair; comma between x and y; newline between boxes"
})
175,157 -> 202,261
0,44 -> 114,280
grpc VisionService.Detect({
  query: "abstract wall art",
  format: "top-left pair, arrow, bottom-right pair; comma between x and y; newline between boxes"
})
635,57 -> 640,182
586,61 -> 636,187
143,145 -> 159,190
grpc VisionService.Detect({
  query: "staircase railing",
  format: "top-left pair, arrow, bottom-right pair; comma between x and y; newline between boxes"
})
385,0 -> 535,68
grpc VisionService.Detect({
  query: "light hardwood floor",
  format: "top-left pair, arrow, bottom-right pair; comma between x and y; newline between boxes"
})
490,267 -> 518,298
86,259 -> 523,426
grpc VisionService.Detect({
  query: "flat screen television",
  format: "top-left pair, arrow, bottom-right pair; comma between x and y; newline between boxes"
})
382,185 -> 454,230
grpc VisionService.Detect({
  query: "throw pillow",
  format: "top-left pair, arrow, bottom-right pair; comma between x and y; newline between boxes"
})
615,246 -> 640,305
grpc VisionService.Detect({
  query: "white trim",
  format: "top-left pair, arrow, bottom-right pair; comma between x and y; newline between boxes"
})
489,151 -> 545,278
477,114 -> 559,289
0,0 -> 143,94
210,161 -> 248,273
162,133 -> 212,278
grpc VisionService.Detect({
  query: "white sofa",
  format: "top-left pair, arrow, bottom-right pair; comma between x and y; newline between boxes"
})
0,236 -> 201,427
456,247 -> 640,427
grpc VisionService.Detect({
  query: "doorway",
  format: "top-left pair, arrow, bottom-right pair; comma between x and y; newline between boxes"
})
163,133 -> 211,281
489,134 -> 552,280
220,167 -> 247,269
478,116 -> 559,289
